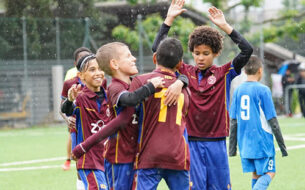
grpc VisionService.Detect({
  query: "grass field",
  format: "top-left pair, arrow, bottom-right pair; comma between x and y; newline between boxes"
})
0,117 -> 304,190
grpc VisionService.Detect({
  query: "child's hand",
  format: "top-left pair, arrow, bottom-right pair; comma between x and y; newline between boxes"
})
148,77 -> 165,88
164,80 -> 183,106
208,6 -> 233,34
68,84 -> 82,102
67,116 -> 76,130
72,143 -> 86,160
165,0 -> 187,26
71,153 -> 79,161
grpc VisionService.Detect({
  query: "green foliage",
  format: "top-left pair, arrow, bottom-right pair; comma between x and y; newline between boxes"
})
249,18 -> 305,46
0,0 -> 118,60
204,0 -> 225,9
112,13 -> 195,55
241,0 -> 262,8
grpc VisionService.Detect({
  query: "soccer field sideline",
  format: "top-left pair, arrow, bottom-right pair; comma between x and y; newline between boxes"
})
1,134 -> 305,172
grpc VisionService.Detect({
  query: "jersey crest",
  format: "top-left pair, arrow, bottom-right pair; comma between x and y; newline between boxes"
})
207,75 -> 216,85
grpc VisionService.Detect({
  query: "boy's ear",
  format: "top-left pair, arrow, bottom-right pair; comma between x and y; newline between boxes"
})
78,72 -> 85,81
153,53 -> 157,65
109,59 -> 119,70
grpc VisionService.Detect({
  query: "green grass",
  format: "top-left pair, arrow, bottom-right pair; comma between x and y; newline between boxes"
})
0,117 -> 304,190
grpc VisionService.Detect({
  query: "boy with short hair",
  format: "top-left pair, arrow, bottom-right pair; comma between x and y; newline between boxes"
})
64,54 -> 109,190
73,37 -> 191,190
152,1 -> 253,189
60,47 -> 91,176
229,55 -> 288,189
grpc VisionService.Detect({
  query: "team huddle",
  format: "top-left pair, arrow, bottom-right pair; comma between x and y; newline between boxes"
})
60,1 -> 288,190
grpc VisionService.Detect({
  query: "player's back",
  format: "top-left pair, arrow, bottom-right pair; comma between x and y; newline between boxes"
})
231,81 -> 276,159
130,69 -> 190,171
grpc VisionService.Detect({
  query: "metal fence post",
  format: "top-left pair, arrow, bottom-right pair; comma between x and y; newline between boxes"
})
55,17 -> 61,65
285,84 -> 305,115
83,17 -> 90,48
137,14 -> 144,74
22,16 -> 28,81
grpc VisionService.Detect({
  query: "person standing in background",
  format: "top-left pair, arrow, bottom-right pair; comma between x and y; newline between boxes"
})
296,62 -> 305,118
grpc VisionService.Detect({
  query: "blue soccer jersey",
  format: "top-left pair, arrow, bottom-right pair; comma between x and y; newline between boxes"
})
230,81 -> 277,159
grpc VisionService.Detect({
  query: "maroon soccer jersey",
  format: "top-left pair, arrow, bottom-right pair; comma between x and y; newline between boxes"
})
74,86 -> 110,171
179,62 -> 238,138
130,68 -> 190,171
103,78 -> 138,164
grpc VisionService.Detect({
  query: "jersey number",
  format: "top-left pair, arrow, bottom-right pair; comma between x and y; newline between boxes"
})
154,88 -> 184,125
241,95 -> 250,120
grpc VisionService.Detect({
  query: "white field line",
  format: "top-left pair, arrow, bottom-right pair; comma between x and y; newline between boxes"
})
0,157 -> 66,167
0,165 -> 63,172
284,137 -> 305,141
276,144 -> 305,151
285,133 -> 305,137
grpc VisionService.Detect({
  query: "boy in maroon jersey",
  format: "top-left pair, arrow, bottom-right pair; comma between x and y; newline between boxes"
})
60,47 -> 91,172
63,54 -> 109,190
72,38 -> 191,190
152,1 -> 253,189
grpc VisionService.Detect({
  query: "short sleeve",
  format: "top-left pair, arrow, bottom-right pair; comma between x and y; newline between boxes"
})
260,87 -> 277,120
222,62 -> 239,82
108,83 -> 127,106
61,81 -> 69,99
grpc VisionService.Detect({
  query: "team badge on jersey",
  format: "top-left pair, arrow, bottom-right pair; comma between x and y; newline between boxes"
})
207,75 -> 216,84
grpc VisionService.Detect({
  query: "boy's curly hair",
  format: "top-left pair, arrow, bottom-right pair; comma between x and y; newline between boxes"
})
188,26 -> 224,54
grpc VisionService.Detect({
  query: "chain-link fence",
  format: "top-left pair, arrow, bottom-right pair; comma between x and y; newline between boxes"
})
0,15 -> 242,127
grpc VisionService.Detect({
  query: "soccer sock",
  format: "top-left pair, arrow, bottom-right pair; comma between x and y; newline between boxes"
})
252,178 -> 257,189
76,178 -> 85,190
253,174 -> 272,190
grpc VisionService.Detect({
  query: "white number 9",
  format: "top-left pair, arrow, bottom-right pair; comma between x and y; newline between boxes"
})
241,95 -> 250,120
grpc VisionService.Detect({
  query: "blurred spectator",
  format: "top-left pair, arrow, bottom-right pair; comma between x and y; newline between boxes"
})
282,69 -> 295,116
296,63 -> 305,118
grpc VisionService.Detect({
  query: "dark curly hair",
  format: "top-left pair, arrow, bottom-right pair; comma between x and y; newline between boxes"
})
188,26 -> 224,54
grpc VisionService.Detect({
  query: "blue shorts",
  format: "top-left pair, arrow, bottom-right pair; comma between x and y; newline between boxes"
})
241,157 -> 276,176
189,140 -> 231,190
133,168 -> 190,190
78,169 -> 108,190
104,159 -> 134,190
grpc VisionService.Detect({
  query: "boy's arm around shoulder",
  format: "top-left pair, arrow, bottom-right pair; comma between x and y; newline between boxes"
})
118,76 -> 165,107
72,106 -> 135,159
229,119 -> 238,157
268,117 -> 288,157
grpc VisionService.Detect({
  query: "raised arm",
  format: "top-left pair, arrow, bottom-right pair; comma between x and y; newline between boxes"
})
72,106 -> 135,159
208,6 -> 253,73
152,0 -> 186,53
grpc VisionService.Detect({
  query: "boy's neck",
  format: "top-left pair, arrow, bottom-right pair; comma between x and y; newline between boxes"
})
112,72 -> 132,84
156,65 -> 176,74
87,85 -> 101,92
247,75 -> 260,82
